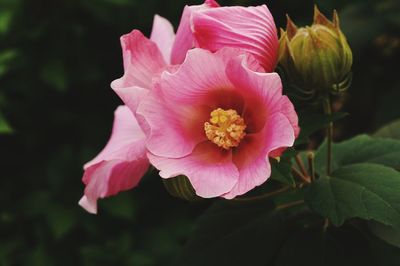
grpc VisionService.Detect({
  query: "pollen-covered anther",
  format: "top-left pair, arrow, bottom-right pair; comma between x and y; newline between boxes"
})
204,108 -> 246,149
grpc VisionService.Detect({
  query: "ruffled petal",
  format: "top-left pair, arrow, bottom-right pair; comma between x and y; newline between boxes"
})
192,5 -> 279,72
277,96 -> 300,138
138,48 -> 241,159
110,86 -> 147,115
113,30 -> 166,90
226,54 -> 299,156
170,0 -> 219,64
84,106 -> 146,168
137,83 -> 210,159
79,106 -> 149,214
223,113 -> 295,199
150,15 -> 175,64
79,158 -> 148,214
110,85 -> 150,136
225,54 -> 283,133
160,48 -> 234,105
149,141 -> 239,198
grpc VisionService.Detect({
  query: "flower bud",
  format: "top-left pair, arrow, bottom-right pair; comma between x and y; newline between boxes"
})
278,6 -> 352,98
162,175 -> 202,201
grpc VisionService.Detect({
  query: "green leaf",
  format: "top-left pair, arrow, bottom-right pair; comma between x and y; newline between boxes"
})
0,10 -> 13,34
270,159 -> 295,186
296,111 -> 347,144
101,192 -> 137,220
305,163 -> 400,229
40,61 -> 68,92
0,112 -> 12,134
368,221 -> 400,248
373,119 -> 400,140
177,200 -> 287,266
275,225 -> 374,266
46,205 -> 78,239
368,230 -> 400,266
315,135 -> 400,174
0,49 -> 18,76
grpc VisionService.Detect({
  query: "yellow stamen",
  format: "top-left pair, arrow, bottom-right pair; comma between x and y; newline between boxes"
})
204,108 -> 246,149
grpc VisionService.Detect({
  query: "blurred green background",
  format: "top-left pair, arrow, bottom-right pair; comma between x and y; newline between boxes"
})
0,0 -> 399,265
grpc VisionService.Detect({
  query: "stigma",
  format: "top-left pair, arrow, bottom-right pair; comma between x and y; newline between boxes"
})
204,108 -> 246,149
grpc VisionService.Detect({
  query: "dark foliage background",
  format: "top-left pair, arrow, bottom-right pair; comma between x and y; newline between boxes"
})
0,0 -> 399,265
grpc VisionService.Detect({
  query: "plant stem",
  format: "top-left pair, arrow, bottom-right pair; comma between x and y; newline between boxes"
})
295,154 -> 308,178
307,151 -> 315,181
323,96 -> 333,175
232,186 -> 291,202
291,167 -> 310,184
276,200 -> 304,210
323,218 -> 330,232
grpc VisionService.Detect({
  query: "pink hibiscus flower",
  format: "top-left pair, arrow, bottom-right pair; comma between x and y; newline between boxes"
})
171,0 -> 279,72
79,1 -> 284,213
79,15 -> 176,214
79,106 -> 149,214
137,48 -> 299,199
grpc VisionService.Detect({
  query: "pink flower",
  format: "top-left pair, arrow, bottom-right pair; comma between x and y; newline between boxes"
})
137,48 -> 299,199
111,15 -> 176,116
171,0 -> 219,64
80,1 -> 288,212
79,15 -> 175,214
79,106 -> 149,214
171,1 -> 279,72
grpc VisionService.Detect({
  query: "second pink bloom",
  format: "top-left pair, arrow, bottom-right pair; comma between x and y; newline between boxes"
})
138,48 -> 299,199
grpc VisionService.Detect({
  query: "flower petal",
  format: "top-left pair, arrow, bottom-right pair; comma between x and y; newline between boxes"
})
111,86 -> 147,114
170,0 -> 219,64
79,106 -> 149,214
110,85 -> 150,136
113,30 -> 166,90
223,112 -> 295,199
226,54 -> 299,157
137,83 -> 209,159
192,5 -> 279,72
138,49 -> 245,159
150,15 -> 175,64
79,158 -> 148,214
84,106 -> 146,168
226,54 -> 283,133
160,48 -> 234,105
149,141 -> 239,198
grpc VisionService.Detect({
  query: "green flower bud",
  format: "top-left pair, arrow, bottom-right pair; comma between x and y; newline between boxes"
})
162,175 -> 202,201
278,6 -> 353,98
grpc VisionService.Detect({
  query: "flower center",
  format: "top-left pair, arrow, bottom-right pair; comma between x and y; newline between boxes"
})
204,108 -> 246,150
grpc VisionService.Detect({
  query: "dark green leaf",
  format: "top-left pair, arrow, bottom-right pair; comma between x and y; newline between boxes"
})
270,159 -> 295,186
46,205 -> 78,239
177,200 -> 287,266
101,192 -> 137,221
296,111 -> 348,144
368,231 -> 400,266
274,225 -> 374,266
315,135 -> 400,174
0,10 -> 13,34
373,119 -> 400,140
0,112 -> 12,134
0,49 -> 17,76
368,221 -> 400,248
305,163 -> 400,229
40,61 -> 68,92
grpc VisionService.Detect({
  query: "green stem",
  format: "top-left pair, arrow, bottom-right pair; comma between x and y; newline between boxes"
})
276,200 -> 304,210
291,166 -> 310,184
295,154 -> 308,178
323,97 -> 333,175
232,186 -> 291,202
307,151 -> 315,181
323,218 -> 330,232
